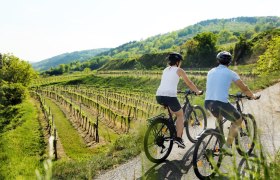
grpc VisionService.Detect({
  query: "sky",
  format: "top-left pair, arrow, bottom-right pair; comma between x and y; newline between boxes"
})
0,0 -> 279,62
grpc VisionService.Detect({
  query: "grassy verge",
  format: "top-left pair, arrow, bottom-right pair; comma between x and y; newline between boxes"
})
0,98 -> 45,179
44,98 -> 98,160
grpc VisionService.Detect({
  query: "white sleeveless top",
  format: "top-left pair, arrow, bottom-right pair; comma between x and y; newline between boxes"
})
156,66 -> 180,97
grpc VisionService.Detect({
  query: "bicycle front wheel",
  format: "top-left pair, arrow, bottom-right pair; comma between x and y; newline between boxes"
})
185,105 -> 207,143
144,118 -> 174,163
193,129 -> 223,179
235,114 -> 257,156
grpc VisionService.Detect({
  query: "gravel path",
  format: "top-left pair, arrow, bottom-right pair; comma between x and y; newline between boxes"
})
94,82 -> 280,180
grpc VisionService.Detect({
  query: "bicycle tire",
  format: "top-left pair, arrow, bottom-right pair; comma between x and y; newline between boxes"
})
238,154 -> 260,178
185,105 -> 207,143
193,129 -> 223,179
144,117 -> 174,163
235,114 -> 257,156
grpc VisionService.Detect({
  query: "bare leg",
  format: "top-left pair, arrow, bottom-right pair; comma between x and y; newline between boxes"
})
173,109 -> 184,138
227,118 -> 242,146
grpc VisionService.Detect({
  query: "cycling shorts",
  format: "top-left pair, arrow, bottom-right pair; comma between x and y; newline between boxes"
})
156,96 -> 181,112
205,100 -> 241,121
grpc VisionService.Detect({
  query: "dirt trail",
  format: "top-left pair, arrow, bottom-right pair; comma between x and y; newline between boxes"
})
94,82 -> 280,180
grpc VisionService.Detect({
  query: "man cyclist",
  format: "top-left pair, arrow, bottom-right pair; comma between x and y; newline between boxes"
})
156,52 -> 203,149
205,51 -> 258,154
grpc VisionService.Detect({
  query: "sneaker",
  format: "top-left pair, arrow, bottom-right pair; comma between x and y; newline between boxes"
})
174,137 -> 186,149
221,144 -> 233,156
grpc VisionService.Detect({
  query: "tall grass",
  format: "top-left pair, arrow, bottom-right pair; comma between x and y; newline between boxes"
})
0,98 -> 45,179
207,134 -> 280,179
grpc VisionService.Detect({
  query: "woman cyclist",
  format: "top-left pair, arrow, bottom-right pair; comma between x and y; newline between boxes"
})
156,52 -> 203,148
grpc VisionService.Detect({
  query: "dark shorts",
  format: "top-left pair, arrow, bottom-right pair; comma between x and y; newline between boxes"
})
205,100 -> 241,121
156,96 -> 181,112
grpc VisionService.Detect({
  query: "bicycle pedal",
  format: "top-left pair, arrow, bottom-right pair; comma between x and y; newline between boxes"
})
178,145 -> 185,149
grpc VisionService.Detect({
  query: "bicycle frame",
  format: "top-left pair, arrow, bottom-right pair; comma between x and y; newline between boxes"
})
165,93 -> 193,135
215,97 -> 244,136
197,94 -> 245,139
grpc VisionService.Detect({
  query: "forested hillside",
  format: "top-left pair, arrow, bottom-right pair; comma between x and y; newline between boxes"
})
32,48 -> 110,71
39,16 -> 280,76
97,16 -> 280,59
99,29 -> 280,72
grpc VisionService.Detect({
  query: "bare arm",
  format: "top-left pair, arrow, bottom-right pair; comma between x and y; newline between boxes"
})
177,68 -> 201,94
234,79 -> 256,99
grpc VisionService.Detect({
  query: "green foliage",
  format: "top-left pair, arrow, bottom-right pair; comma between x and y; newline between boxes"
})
217,30 -> 238,44
0,82 -> 27,106
233,29 -> 280,65
233,35 -> 253,64
184,32 -> 217,67
43,56 -> 109,76
0,54 -> 37,86
255,36 -> 280,75
0,54 -> 36,106
32,48 -> 110,71
0,99 -> 45,179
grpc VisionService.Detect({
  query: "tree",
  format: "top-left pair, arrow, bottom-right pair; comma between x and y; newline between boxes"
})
0,54 -> 37,86
83,68 -> 91,74
233,35 -> 252,64
0,54 -> 37,106
255,36 -> 280,75
184,32 -> 217,67
217,30 -> 237,44
65,64 -> 70,73
58,64 -> 65,74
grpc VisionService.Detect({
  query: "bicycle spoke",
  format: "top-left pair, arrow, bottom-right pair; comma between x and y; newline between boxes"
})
236,114 -> 256,155
186,106 -> 206,143
144,118 -> 173,163
194,132 -> 222,178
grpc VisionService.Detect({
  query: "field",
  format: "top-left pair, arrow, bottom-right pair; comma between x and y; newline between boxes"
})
1,67 -> 279,179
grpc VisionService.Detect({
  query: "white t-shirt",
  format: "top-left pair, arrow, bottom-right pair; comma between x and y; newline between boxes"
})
205,65 -> 240,103
156,66 -> 179,97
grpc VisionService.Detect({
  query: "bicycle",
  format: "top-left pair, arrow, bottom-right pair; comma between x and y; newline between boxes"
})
192,92 -> 260,179
144,89 -> 207,163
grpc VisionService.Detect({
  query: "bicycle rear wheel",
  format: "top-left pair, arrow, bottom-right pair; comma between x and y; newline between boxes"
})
185,105 -> 207,143
193,129 -> 223,179
235,114 -> 257,156
144,118 -> 174,163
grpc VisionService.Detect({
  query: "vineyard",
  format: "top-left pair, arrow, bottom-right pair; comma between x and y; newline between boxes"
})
27,68 -> 271,179
32,83 -> 170,158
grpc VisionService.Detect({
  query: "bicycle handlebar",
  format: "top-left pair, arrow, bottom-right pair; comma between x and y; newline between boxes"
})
229,93 -> 261,100
177,89 -> 204,96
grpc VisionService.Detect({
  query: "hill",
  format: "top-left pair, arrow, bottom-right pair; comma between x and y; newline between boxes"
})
97,16 -> 280,59
32,48 -> 111,71
38,16 -> 280,74
99,28 -> 280,70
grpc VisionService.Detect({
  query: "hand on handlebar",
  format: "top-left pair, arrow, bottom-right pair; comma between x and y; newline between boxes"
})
252,94 -> 261,100
247,94 -> 261,100
196,90 -> 204,96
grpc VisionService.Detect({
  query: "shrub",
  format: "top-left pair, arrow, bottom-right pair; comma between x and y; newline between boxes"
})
0,82 -> 27,106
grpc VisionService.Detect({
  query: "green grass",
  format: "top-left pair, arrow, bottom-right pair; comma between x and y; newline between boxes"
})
0,98 -> 45,179
44,98 -> 99,160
